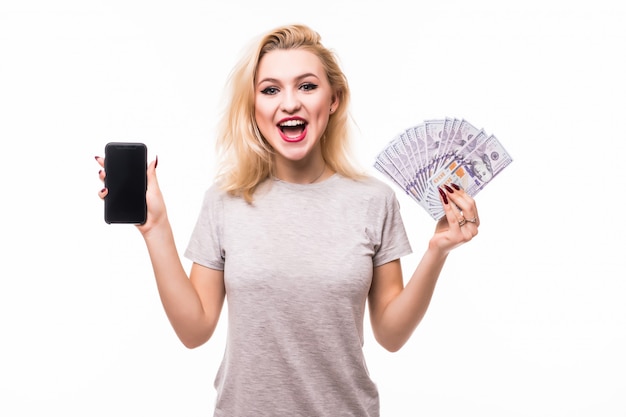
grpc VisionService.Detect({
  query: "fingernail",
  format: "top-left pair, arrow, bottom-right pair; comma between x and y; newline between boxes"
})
98,170 -> 102,174
100,188 -> 106,193
451,183 -> 461,191
155,155 -> 158,169
444,184 -> 454,193
438,187 -> 449,205
94,156 -> 100,161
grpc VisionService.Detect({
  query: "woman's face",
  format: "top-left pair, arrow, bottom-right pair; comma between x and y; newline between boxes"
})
254,48 -> 337,167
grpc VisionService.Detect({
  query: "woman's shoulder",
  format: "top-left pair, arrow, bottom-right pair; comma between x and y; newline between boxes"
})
335,173 -> 398,199
338,172 -> 394,190
201,181 -> 236,206
203,182 -> 225,198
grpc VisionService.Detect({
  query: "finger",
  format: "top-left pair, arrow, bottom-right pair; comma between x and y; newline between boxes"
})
446,184 -> 480,227
98,187 -> 108,200
95,156 -> 106,183
444,184 -> 471,211
444,190 -> 478,239
439,186 -> 464,229
441,185 -> 465,223
147,156 -> 159,188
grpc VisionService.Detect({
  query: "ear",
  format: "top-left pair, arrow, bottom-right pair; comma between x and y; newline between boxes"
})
330,93 -> 340,113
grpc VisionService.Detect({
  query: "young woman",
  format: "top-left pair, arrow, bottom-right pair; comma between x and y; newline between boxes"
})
96,24 -> 480,417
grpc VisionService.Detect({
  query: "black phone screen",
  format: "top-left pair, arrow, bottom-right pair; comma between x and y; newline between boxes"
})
104,142 -> 147,224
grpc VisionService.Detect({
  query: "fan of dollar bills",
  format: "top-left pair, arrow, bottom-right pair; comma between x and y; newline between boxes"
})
374,118 -> 513,220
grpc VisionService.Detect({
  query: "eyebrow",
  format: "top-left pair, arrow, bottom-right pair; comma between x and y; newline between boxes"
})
256,73 -> 321,86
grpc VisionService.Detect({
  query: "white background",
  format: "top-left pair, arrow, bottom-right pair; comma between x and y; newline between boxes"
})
1,0 -> 625,415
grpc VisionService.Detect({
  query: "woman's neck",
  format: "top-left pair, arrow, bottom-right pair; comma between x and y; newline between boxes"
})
272,158 -> 330,184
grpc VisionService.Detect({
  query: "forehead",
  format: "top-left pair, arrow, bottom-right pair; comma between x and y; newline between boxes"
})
256,49 -> 326,82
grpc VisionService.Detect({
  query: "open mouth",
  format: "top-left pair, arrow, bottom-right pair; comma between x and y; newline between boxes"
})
278,119 -> 307,142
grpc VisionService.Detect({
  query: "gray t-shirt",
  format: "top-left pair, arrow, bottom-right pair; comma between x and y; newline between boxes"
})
184,174 -> 412,417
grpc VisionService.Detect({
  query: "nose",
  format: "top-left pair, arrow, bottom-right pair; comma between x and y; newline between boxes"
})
280,89 -> 301,113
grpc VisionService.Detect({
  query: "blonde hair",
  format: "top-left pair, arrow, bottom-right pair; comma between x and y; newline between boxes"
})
214,24 -> 363,202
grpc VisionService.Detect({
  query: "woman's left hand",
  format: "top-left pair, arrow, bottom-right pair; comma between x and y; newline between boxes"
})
430,184 -> 480,254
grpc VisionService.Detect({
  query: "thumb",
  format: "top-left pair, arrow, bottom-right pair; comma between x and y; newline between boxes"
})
147,156 -> 159,186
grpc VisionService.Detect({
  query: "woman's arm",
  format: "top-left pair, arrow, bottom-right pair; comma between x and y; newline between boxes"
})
97,157 -> 225,349
368,185 -> 479,352
142,222 -> 225,349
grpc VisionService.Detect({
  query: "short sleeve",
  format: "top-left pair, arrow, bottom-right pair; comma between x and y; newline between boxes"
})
371,186 -> 412,267
184,185 -> 225,270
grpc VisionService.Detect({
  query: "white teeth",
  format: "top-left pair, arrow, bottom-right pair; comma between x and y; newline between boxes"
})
279,120 -> 305,127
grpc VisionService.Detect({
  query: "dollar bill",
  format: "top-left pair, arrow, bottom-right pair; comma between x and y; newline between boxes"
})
375,118 -> 513,220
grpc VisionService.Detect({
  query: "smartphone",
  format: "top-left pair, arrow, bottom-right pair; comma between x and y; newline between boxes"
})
104,142 -> 147,224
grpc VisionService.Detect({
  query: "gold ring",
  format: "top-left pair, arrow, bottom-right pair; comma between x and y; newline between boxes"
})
466,217 -> 478,223
458,218 -> 467,227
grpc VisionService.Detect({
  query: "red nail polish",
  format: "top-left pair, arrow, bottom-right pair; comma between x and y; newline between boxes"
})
438,187 -> 449,205
100,188 -> 106,193
451,183 -> 460,191
155,155 -> 158,169
444,184 -> 454,193
94,156 -> 100,161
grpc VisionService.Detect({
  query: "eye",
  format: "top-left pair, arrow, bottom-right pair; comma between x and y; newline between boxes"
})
260,86 -> 279,95
300,82 -> 318,92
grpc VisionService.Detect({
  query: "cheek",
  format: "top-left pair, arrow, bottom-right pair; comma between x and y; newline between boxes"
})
313,111 -> 331,131
254,107 -> 273,130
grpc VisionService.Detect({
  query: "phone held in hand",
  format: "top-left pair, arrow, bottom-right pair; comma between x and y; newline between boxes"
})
104,142 -> 147,225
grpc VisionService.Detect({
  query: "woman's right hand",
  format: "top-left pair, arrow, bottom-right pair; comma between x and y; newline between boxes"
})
95,155 -> 167,235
